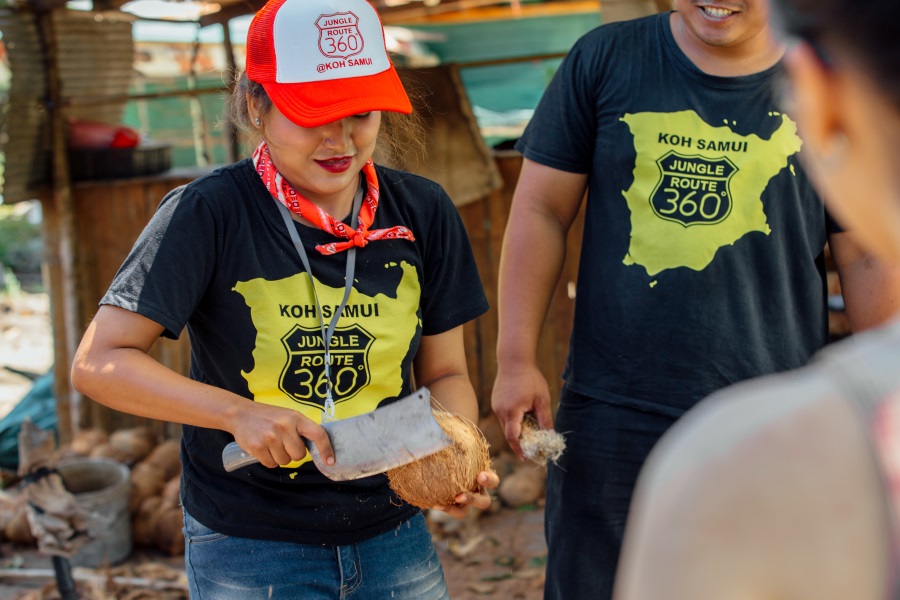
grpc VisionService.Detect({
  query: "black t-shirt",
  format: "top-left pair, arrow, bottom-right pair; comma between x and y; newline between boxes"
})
101,159 -> 489,545
516,12 -> 833,416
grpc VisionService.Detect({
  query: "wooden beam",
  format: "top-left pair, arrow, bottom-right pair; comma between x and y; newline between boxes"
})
24,0 -> 69,13
61,85 -> 228,108
199,0 -> 598,27
377,0 -> 599,24
198,0 -> 266,28
35,6 -> 82,442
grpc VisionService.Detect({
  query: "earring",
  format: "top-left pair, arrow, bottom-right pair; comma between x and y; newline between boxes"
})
254,118 -> 261,127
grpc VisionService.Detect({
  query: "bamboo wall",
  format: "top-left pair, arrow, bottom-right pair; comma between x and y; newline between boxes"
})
45,152 -> 581,439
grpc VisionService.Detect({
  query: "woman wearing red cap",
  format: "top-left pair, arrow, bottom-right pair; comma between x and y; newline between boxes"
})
71,0 -> 497,596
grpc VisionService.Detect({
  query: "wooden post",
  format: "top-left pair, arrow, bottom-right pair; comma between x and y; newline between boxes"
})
35,8 -> 81,443
221,22 -> 241,163
188,39 -> 210,167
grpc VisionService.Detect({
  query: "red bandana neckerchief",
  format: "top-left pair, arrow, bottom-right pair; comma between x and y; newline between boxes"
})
253,142 -> 415,255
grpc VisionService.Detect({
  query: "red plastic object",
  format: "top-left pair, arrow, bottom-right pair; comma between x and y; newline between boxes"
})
67,118 -> 140,149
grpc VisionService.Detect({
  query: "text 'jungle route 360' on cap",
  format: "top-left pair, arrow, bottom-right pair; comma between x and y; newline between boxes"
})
246,0 -> 413,127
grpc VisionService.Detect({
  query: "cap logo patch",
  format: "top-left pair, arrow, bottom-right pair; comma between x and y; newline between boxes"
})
316,11 -> 364,60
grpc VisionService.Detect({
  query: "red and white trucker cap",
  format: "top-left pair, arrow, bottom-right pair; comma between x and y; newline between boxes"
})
246,0 -> 412,127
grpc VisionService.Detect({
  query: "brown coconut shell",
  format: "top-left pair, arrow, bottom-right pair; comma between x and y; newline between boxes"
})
478,414 -> 509,454
498,463 -> 546,508
154,506 -> 185,556
144,439 -> 182,481
132,496 -> 163,547
58,428 -> 108,459
387,410 -> 491,510
4,506 -> 35,546
89,441 -> 131,464
108,426 -> 157,465
129,462 -> 167,514
160,476 -> 181,508
0,493 -> 21,537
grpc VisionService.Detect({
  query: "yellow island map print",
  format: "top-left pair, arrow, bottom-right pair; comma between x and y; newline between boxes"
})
233,261 -> 420,469
620,110 -> 802,278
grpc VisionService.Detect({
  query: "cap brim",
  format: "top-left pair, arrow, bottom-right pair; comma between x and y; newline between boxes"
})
263,65 -> 412,128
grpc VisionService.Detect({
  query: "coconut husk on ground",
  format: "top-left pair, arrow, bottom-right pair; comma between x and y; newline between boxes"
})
387,410 -> 492,510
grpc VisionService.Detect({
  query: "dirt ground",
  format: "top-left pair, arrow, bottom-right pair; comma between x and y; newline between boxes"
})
0,506 -> 546,599
0,290 -> 547,599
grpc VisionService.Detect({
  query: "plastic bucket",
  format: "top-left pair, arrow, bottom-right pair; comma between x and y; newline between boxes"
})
57,458 -> 132,567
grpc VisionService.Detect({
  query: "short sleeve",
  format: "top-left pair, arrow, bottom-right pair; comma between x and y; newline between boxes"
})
100,185 -> 218,339
515,35 -> 600,174
418,188 -> 489,336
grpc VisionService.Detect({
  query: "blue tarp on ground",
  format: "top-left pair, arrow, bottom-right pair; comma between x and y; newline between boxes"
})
0,369 -> 57,471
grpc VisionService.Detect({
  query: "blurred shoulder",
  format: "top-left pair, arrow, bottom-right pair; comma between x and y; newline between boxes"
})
618,357 -> 888,600
645,366 -> 842,486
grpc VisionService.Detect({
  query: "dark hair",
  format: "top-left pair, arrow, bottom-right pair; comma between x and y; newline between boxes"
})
224,70 -> 425,167
771,0 -> 900,106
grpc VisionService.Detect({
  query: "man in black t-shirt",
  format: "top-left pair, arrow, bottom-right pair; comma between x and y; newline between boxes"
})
491,2 -> 900,599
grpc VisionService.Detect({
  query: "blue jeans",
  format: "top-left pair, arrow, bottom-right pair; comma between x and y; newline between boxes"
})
183,510 -> 449,599
544,388 -> 678,600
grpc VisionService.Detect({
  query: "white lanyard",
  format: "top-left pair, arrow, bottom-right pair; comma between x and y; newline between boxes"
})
275,187 -> 363,422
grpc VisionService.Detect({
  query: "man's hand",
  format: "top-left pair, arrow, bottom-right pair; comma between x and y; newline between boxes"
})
231,403 -> 335,469
491,362 -> 554,459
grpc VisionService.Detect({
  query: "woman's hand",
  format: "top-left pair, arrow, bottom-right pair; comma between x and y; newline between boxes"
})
231,402 -> 335,469
433,469 -> 500,519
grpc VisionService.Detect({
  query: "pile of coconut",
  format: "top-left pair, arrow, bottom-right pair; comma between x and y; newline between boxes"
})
0,426 -> 185,557
1,410 -> 567,556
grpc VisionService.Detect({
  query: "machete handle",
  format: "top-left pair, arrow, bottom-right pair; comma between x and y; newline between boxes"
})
222,442 -> 260,472
222,440 -> 318,473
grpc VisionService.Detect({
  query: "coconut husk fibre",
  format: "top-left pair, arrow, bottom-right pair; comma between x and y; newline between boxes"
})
520,416 -> 566,466
387,410 -> 491,510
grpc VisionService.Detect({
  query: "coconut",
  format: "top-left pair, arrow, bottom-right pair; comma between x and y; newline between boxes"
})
108,426 -> 157,465
132,496 -> 163,547
4,505 -> 35,546
519,416 -> 566,466
89,441 -> 131,464
62,428 -> 108,458
387,410 -> 491,510
0,492 -> 21,536
498,463 -> 546,508
154,506 -> 185,556
145,439 -> 182,481
129,462 -> 167,514
159,475 -> 181,509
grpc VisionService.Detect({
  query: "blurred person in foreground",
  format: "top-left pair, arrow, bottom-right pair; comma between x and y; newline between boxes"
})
615,1 -> 900,599
70,0 -> 497,597
491,0 -> 900,597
